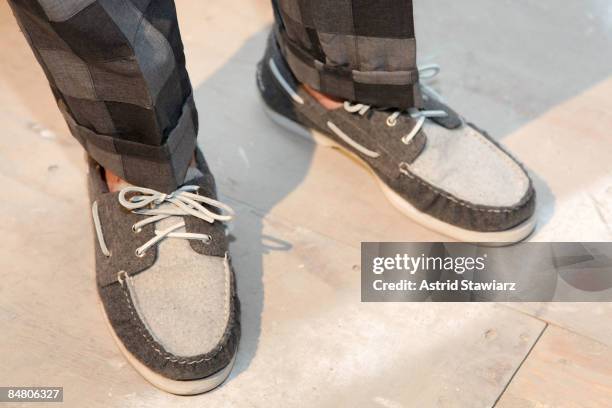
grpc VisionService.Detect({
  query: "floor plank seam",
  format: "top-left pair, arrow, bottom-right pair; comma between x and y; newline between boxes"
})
498,303 -> 611,348
492,322 -> 549,407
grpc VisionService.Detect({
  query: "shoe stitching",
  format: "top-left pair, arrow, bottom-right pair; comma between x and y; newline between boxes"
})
399,164 -> 533,214
115,265 -> 232,365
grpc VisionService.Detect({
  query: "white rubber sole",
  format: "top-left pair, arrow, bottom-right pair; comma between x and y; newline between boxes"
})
263,105 -> 536,245
99,301 -> 235,395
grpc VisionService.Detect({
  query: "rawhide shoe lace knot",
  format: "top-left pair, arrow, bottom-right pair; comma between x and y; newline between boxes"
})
93,185 -> 234,258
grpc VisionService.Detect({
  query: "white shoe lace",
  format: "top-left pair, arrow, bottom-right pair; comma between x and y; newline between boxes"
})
343,64 -> 449,145
93,185 -> 234,258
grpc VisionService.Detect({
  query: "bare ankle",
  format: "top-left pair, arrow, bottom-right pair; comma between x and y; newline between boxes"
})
302,84 -> 343,110
105,168 -> 132,193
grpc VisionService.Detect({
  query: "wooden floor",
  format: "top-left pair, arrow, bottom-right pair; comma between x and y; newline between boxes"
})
0,1 -> 611,407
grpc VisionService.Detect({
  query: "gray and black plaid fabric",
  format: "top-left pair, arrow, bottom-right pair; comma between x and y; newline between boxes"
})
272,0 -> 419,109
9,0 -> 197,192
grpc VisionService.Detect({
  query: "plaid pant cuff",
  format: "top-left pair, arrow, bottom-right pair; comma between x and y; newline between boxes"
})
275,28 -> 420,109
61,94 -> 198,193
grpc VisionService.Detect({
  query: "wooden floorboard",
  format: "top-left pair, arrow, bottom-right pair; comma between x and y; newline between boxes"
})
496,325 -> 612,408
1,0 -> 611,407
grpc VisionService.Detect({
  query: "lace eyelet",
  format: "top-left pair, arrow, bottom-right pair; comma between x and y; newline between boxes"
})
135,248 -> 146,258
399,162 -> 411,175
117,270 -> 128,286
386,117 -> 397,127
202,235 -> 212,245
132,225 -> 142,233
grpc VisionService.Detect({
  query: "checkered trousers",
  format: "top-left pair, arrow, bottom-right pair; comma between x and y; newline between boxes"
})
9,0 -> 197,192
272,0 -> 420,109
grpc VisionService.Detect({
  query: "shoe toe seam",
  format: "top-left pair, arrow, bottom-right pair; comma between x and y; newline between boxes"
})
116,271 -> 233,366
399,167 -> 534,214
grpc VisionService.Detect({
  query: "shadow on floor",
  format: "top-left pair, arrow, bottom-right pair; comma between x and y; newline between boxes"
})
192,27 -> 316,378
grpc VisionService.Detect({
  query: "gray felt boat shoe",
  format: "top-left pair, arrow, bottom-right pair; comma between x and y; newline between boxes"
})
88,149 -> 240,395
257,34 -> 536,244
